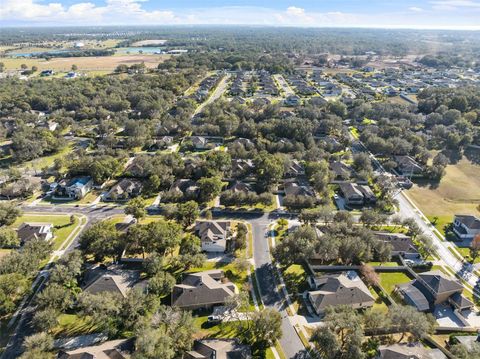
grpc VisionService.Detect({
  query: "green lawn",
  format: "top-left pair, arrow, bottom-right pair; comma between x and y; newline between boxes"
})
12,214 -> 80,250
455,246 -> 480,264
427,215 -> 452,236
51,314 -> 99,338
378,272 -> 412,296
368,262 -> 399,267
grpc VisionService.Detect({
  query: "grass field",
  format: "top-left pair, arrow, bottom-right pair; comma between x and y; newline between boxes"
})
408,158 -> 480,221
0,54 -> 170,72
378,272 -> 412,296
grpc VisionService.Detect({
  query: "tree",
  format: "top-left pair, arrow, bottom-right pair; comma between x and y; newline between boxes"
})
32,307 -> 59,332
359,209 -> 383,228
77,292 -> 122,335
389,305 -> 436,342
78,220 -> 123,262
49,250 -> 83,286
470,234 -> 480,262
0,228 -> 20,248
403,218 -> 422,238
254,151 -> 284,192
359,264 -> 379,287
20,332 -> 54,359
148,271 -> 176,297
198,176 -> 223,203
0,62 -> 4,72
125,197 -> 146,222
31,66 -> 38,72
36,283 -> 73,311
0,273 -> 30,316
310,326 -> 340,359
0,202 -> 22,226
250,308 -> 282,348
21,63 -> 28,70
273,225 -> 316,266
277,218 -> 288,229
176,201 -> 199,228
71,64 -> 78,71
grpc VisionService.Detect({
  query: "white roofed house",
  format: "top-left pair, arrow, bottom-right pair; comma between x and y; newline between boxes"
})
195,220 -> 232,253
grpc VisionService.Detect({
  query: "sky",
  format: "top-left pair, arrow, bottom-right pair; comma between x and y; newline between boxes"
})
1,0 -> 480,29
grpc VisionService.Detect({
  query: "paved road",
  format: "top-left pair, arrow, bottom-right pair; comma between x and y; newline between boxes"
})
193,73 -> 230,116
396,192 -> 480,290
250,215 -> 306,358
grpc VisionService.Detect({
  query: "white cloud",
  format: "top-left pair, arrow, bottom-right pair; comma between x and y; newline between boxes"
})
430,0 -> 480,10
1,2 -> 480,29
0,0 -> 177,24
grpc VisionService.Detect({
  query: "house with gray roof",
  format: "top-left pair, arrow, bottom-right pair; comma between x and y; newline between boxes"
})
82,265 -> 145,298
57,338 -> 133,359
103,178 -> 142,202
307,271 -> 375,316
195,220 -> 232,252
284,180 -> 314,198
375,232 -> 420,259
185,339 -> 251,359
17,222 -> 54,245
378,343 -> 446,359
394,156 -> 424,176
171,270 -> 237,310
453,214 -> 480,240
396,270 -> 473,313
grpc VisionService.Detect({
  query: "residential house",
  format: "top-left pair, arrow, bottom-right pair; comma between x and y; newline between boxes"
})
375,232 -> 420,259
330,161 -> 354,181
82,265 -> 146,298
284,180 -> 315,198
171,270 -> 237,310
285,160 -> 305,178
394,156 -> 424,176
307,271 -> 375,316
377,343 -> 447,359
231,159 -> 255,178
54,176 -> 93,200
17,222 -> 54,245
284,95 -> 301,107
148,136 -> 174,150
169,179 -> 200,199
103,179 -> 142,202
339,183 -> 364,205
190,136 -> 208,150
396,270 -> 473,313
339,183 -> 377,206
185,339 -> 251,359
57,338 -> 134,359
227,181 -> 253,194
195,220 -> 232,252
453,215 -> 480,240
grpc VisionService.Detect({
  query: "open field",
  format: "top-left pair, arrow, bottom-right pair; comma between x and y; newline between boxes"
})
0,54 -> 170,72
132,39 -> 167,46
408,158 -> 480,222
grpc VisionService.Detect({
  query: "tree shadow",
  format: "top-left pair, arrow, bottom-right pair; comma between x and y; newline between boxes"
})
464,147 -> 480,165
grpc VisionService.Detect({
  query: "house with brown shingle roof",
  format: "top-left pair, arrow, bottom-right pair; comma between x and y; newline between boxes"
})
171,270 -> 237,310
195,220 -> 232,252
307,271 -> 375,316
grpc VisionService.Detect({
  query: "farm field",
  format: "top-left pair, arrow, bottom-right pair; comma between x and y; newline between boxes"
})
0,54 -> 170,72
407,158 -> 480,223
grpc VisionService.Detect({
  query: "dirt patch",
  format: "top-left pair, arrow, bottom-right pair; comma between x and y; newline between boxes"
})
408,158 -> 480,218
1,54 -> 170,72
